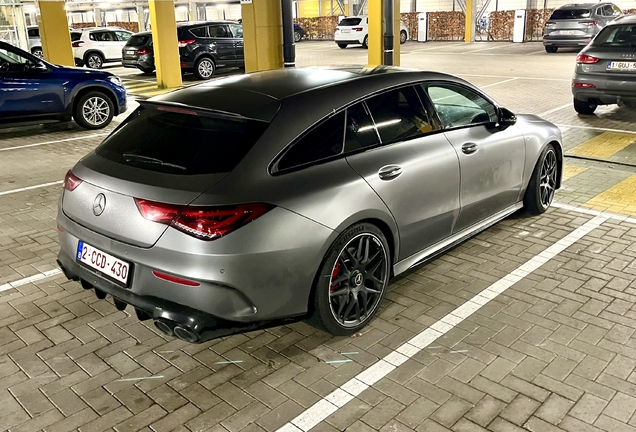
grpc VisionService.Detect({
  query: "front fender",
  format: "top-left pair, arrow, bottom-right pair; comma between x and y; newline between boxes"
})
67,81 -> 125,116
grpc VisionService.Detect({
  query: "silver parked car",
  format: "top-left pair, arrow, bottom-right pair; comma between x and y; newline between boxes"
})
572,15 -> 636,114
543,2 -> 622,53
57,67 -> 563,343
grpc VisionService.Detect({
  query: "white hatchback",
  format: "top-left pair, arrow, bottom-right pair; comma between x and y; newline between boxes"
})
334,15 -> 409,49
71,27 -> 133,69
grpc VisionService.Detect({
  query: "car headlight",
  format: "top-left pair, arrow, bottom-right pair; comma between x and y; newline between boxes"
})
107,75 -> 122,86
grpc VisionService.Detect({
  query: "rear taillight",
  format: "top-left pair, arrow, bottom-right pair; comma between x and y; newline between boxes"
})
63,170 -> 82,191
576,54 -> 599,64
353,27 -> 363,31
136,47 -> 152,55
134,199 -> 273,241
152,271 -> 200,286
178,39 -> 195,48
72,41 -> 83,47
579,20 -> 598,26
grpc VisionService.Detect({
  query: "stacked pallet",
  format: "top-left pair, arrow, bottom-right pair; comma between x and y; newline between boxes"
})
525,8 -> 553,41
107,21 -> 140,32
487,10 -> 514,41
427,11 -> 465,41
295,16 -> 339,40
400,12 -> 419,41
70,23 -> 96,29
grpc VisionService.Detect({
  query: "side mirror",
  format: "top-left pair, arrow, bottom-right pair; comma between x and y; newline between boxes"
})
498,107 -> 516,127
28,61 -> 48,72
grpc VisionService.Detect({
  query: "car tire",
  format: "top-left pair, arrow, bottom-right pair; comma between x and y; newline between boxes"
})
73,91 -> 114,130
337,43 -> 348,49
523,143 -> 557,215
294,30 -> 302,43
307,223 -> 390,336
545,46 -> 557,53
85,52 -> 104,69
400,30 -> 407,44
194,57 -> 215,80
138,66 -> 154,74
573,98 -> 597,115
362,35 -> 369,49
31,47 -> 43,58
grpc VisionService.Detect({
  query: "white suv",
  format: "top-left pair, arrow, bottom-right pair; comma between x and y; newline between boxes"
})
71,27 -> 133,69
335,15 -> 409,49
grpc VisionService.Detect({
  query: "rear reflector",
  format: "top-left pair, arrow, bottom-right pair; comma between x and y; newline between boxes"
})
573,82 -> 596,88
135,199 -> 273,241
576,54 -> 599,64
64,170 -> 83,191
152,271 -> 201,286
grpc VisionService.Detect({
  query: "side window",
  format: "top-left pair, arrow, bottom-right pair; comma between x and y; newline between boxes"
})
115,31 -> 131,41
612,5 -> 622,15
92,32 -> 113,41
89,32 -> 96,41
28,28 -> 39,38
209,24 -> 230,38
425,83 -> 498,129
278,112 -> 346,170
345,102 -> 380,151
364,86 -> 434,144
229,24 -> 243,38
189,26 -> 207,37
70,32 -> 81,42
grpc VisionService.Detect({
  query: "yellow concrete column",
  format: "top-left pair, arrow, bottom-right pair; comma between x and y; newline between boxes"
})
393,0 -> 400,66
464,0 -> 474,42
367,0 -> 382,67
148,0 -> 182,89
241,0 -> 283,73
36,0 -> 74,66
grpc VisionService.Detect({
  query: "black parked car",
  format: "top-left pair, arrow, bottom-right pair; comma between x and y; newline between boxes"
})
122,21 -> 244,79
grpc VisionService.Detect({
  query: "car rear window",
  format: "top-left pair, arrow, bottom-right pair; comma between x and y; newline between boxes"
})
550,9 -> 591,20
593,24 -> 636,46
339,18 -> 362,26
126,35 -> 150,46
96,105 -> 269,175
70,32 -> 81,42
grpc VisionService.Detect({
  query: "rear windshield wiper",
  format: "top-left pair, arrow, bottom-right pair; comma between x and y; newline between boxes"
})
122,153 -> 187,171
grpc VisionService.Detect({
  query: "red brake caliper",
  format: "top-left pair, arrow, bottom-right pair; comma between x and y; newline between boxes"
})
330,262 -> 342,291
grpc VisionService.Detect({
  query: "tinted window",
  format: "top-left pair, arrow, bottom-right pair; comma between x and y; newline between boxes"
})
365,86 -> 433,144
70,32 -> 81,42
115,31 -> 132,41
345,103 -> 380,151
592,24 -> 636,46
91,31 -> 115,41
209,25 -> 230,38
189,26 -> 207,37
0,46 -> 32,72
278,112 -> 345,170
229,24 -> 243,38
127,35 -> 150,46
28,28 -> 39,37
550,9 -> 591,19
96,105 -> 269,175
339,18 -> 362,26
425,83 -> 498,129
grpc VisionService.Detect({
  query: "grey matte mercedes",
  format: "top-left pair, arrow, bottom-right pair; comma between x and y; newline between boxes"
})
57,67 -> 563,343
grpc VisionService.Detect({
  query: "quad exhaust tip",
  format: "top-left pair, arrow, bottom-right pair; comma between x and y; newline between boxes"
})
154,320 -> 174,336
173,326 -> 201,343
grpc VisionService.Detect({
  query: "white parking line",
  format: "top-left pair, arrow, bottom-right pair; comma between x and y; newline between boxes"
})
556,124 -> 636,135
0,181 -> 63,197
553,202 -> 636,225
0,269 -> 63,294
276,214 -> 608,432
462,73 -> 570,82
464,44 -> 508,53
0,133 -> 109,152
479,78 -> 518,88
538,103 -> 571,117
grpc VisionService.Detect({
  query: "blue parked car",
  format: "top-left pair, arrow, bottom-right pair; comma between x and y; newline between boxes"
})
0,41 -> 126,129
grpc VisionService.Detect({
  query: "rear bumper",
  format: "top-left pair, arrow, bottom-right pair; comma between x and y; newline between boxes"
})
573,74 -> 636,104
122,56 -> 154,70
543,36 -> 592,47
334,34 -> 365,44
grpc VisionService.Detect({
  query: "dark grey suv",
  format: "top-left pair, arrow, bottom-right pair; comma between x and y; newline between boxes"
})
543,2 -> 622,52
572,15 -> 636,114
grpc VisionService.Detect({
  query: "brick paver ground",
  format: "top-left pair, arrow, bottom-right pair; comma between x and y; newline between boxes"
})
1,41 -> 636,432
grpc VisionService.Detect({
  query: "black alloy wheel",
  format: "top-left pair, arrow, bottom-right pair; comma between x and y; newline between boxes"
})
524,144 -> 557,214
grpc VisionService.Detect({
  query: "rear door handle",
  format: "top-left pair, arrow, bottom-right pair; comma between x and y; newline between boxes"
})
462,143 -> 478,154
378,165 -> 403,181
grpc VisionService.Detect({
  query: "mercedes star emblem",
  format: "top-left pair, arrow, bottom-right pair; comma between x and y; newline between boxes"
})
93,193 -> 106,216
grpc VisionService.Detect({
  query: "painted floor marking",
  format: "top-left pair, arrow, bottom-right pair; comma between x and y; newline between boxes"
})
0,133 -> 109,152
479,78 -> 518,89
585,175 -> 636,218
557,124 -> 636,135
567,132 -> 636,159
0,180 -> 63,197
276,215 -> 609,432
538,103 -> 571,117
0,269 -> 63,294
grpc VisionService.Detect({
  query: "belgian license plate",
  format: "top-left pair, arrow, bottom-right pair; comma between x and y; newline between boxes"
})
556,30 -> 576,35
341,29 -> 351,33
76,241 -> 130,285
607,61 -> 636,71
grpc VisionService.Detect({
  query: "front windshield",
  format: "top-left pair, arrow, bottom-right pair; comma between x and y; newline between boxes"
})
593,24 -> 636,47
